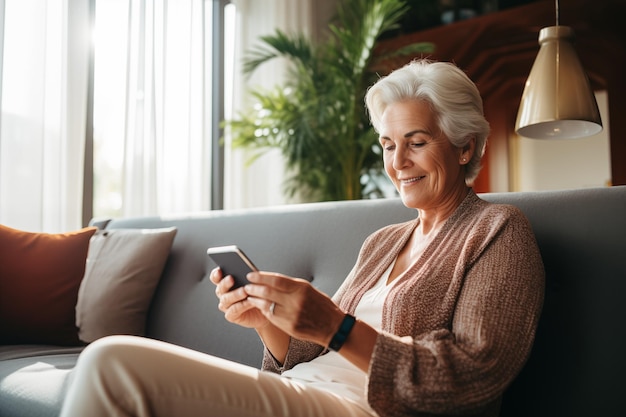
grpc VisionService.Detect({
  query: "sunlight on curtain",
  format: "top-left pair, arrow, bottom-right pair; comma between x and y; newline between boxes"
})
224,0 -> 313,209
93,0 -> 212,219
0,0 -> 90,232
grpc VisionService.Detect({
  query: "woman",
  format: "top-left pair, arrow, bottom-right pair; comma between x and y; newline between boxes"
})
60,60 -> 544,417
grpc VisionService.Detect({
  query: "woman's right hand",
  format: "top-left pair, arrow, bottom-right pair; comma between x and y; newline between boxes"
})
210,267 -> 269,329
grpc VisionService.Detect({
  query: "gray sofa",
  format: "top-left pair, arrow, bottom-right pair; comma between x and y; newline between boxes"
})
1,186 -> 625,417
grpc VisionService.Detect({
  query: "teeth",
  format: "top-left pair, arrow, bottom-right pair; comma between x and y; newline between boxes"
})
401,176 -> 424,184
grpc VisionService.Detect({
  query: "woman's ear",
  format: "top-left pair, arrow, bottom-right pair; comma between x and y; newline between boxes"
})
459,137 -> 476,165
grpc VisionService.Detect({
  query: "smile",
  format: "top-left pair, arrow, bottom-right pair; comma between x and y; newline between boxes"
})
400,176 -> 425,184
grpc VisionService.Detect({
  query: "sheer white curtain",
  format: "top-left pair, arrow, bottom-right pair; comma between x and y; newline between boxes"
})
0,0 -> 91,233
224,0 -> 313,209
93,0 -> 212,219
0,0 -> 314,233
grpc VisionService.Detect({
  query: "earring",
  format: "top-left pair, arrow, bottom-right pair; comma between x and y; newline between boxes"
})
462,158 -> 467,163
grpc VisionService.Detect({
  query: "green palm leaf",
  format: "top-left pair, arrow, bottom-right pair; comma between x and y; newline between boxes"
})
225,0 -> 434,201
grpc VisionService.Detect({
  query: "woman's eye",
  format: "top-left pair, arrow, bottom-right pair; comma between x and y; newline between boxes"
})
411,142 -> 426,148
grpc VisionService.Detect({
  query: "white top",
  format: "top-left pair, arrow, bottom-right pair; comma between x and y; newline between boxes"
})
281,261 -> 396,412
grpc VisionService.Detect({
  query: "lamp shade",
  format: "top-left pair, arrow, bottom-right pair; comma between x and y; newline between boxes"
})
515,26 -> 602,139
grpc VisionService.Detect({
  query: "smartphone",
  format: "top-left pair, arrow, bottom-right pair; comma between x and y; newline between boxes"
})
207,245 -> 259,290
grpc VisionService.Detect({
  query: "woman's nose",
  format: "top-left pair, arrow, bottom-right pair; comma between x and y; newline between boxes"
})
393,146 -> 410,170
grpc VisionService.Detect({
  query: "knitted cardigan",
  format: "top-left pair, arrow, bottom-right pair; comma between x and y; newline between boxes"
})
262,190 -> 545,417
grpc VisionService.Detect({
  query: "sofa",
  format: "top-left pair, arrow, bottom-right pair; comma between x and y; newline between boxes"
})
1,186 -> 625,417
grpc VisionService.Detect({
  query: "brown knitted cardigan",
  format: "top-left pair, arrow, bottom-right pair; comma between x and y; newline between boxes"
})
263,190 -> 545,417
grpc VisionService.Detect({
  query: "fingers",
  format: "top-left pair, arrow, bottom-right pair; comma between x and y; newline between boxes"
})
217,286 -> 248,312
210,267 -> 272,330
222,296 -> 256,321
209,266 -> 222,285
244,272 -> 342,344
211,267 -> 247,312
211,267 -> 236,299
245,271 -> 309,291
244,272 -> 299,320
244,271 -> 310,305
246,297 -> 276,316
247,286 -> 342,348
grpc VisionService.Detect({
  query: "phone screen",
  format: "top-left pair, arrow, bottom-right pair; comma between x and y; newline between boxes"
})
207,245 -> 258,289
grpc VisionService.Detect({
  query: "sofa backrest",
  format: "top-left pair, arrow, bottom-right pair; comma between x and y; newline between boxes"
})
105,198 -> 417,365
104,186 -> 626,417
484,187 -> 626,417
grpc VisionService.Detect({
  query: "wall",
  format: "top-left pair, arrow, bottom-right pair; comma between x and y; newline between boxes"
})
511,91 -> 611,191
377,0 -> 626,192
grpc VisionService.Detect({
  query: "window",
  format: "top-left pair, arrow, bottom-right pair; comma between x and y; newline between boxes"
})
92,0 -> 221,219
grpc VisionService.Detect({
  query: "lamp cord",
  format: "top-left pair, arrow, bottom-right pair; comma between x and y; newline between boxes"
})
555,0 -> 560,26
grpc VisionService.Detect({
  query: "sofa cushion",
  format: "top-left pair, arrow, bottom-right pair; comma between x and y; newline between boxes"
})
0,350 -> 81,417
75,227 -> 177,343
0,225 -> 97,345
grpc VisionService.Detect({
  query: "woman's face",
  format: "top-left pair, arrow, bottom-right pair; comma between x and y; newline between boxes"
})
378,100 -> 471,210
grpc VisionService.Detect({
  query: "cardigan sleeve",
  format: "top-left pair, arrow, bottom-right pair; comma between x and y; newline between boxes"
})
261,337 -> 325,374
366,207 -> 545,417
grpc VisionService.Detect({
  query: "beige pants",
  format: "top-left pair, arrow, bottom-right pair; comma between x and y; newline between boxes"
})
60,335 -> 376,417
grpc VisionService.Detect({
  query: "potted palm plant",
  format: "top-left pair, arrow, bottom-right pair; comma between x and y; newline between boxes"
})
225,0 -> 434,202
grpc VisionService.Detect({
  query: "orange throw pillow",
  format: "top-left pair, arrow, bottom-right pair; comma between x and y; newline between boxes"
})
0,224 -> 97,345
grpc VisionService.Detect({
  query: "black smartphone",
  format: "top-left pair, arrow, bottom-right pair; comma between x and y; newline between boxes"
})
207,245 -> 259,290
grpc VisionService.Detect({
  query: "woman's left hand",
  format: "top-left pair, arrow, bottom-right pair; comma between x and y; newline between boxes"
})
244,272 -> 345,348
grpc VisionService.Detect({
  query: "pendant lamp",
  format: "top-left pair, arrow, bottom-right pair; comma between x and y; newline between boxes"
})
515,0 -> 602,139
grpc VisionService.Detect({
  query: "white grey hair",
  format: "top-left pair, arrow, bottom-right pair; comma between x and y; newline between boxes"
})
365,59 -> 490,185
